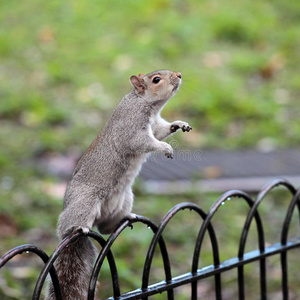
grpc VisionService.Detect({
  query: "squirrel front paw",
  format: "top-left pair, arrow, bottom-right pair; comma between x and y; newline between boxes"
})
163,143 -> 174,159
170,121 -> 192,133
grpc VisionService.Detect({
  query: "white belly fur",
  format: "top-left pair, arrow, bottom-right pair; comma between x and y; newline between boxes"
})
101,154 -> 147,220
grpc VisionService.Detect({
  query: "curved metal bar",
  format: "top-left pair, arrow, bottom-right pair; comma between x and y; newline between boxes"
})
88,220 -> 130,300
192,190 -> 257,271
139,217 -> 173,300
32,230 -> 118,300
87,231 -> 121,299
0,244 -> 48,267
239,178 -> 296,258
0,244 -> 62,299
2,179 -> 299,300
236,179 -> 295,300
281,187 -> 300,245
88,215 -> 173,300
192,190 -> 258,300
33,230 -> 84,300
280,186 -> 300,300
140,202 -> 218,300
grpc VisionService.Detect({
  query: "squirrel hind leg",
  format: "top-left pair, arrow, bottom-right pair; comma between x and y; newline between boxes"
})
97,213 -> 138,235
97,221 -> 117,235
97,195 -> 135,235
57,199 -> 101,239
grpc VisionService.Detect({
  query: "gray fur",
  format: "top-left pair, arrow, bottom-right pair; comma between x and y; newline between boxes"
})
45,70 -> 191,299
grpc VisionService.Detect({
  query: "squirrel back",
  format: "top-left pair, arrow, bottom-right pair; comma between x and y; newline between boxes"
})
46,70 -> 192,299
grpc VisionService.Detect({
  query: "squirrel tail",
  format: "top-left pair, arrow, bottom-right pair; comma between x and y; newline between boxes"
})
45,236 -> 97,300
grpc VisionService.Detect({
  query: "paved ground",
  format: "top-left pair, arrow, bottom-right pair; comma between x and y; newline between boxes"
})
39,149 -> 300,194
139,149 -> 300,193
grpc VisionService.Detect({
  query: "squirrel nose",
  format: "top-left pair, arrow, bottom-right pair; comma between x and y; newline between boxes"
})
176,72 -> 182,79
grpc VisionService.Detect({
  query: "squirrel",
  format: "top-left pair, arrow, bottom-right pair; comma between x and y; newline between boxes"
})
45,70 -> 192,299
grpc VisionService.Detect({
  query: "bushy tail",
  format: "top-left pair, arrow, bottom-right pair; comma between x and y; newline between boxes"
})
46,236 -> 97,300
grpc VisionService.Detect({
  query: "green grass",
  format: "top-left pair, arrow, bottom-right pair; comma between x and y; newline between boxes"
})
1,0 -> 300,299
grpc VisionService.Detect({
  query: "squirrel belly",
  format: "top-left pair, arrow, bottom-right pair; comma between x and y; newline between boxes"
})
45,70 -> 192,299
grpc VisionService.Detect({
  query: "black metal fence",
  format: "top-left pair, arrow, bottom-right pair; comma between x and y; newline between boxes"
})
1,178 -> 300,299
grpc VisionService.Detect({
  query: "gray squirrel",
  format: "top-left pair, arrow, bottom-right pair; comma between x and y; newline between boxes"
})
46,70 -> 192,299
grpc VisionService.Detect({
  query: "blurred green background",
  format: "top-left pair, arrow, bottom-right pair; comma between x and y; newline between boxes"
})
1,0 -> 300,299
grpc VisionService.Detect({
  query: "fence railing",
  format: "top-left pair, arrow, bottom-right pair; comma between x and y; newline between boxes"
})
1,178 -> 300,299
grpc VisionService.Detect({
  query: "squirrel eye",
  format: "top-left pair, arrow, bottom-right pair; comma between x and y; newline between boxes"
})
152,76 -> 161,84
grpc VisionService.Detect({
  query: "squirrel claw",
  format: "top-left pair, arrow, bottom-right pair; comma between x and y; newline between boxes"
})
165,152 -> 174,159
182,125 -> 192,132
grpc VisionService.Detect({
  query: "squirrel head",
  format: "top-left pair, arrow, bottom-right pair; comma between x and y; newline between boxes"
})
130,70 -> 182,101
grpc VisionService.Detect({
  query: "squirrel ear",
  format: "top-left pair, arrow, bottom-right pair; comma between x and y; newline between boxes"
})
130,75 -> 146,93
